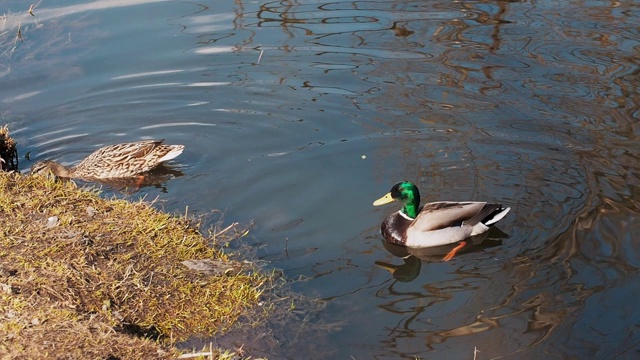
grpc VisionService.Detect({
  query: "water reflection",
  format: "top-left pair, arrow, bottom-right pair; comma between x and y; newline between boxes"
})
376,255 -> 422,282
375,230 -> 506,301
380,232 -> 505,263
71,164 -> 185,193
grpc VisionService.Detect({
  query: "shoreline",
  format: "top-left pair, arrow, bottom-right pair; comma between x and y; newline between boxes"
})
0,171 -> 274,359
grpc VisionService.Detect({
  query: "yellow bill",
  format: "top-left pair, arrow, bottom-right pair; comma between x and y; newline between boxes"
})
373,192 -> 395,206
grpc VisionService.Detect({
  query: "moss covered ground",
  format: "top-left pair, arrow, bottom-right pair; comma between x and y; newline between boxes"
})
0,172 -> 272,359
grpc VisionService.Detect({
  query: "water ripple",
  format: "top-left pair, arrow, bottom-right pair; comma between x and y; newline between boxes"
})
5,0 -> 640,358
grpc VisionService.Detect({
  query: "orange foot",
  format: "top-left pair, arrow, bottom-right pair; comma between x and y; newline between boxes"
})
443,241 -> 467,262
135,174 -> 146,188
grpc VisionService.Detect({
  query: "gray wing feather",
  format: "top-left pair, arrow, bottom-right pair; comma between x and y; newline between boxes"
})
410,202 -> 487,232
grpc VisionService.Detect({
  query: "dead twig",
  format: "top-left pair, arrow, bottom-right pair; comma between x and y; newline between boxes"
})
16,22 -> 22,43
257,49 -> 264,64
214,222 -> 239,237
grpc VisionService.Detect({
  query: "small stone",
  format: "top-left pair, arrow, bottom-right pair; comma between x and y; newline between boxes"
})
1,283 -> 12,294
86,206 -> 97,217
181,259 -> 236,276
46,216 -> 59,229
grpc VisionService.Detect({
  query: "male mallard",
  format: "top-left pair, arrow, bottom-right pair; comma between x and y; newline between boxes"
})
30,139 -> 184,180
373,181 -> 510,261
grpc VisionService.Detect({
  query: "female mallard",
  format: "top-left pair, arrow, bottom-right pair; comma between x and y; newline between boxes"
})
30,139 -> 184,180
373,181 -> 510,260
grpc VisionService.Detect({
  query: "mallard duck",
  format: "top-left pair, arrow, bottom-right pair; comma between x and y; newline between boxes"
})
30,139 -> 184,180
373,181 -> 510,261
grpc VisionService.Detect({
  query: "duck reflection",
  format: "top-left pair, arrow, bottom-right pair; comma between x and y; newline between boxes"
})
72,164 -> 185,193
376,228 -> 507,282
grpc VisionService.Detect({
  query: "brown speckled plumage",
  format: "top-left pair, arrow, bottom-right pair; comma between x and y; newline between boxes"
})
31,140 -> 184,179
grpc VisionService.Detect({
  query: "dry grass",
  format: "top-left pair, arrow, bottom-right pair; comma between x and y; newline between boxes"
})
0,171 -> 271,358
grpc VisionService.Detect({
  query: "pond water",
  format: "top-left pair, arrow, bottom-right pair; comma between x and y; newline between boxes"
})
3,0 -> 640,358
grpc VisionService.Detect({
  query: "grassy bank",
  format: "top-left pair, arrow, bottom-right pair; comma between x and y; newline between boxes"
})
0,172 -> 271,359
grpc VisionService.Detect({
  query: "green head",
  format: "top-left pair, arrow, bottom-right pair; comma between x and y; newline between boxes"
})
373,181 -> 421,218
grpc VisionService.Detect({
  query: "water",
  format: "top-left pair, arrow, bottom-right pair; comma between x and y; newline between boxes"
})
2,0 -> 640,358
